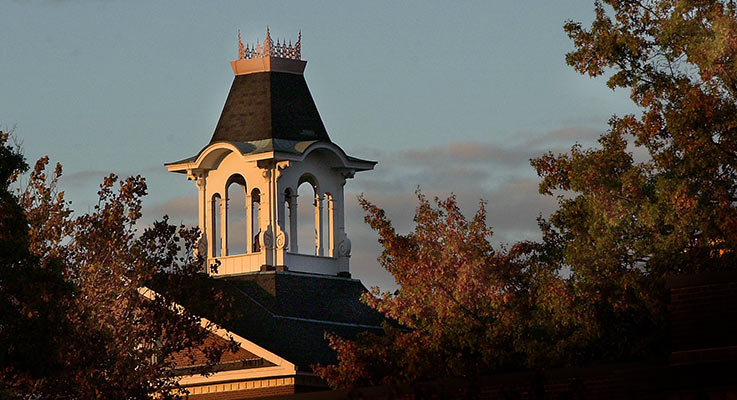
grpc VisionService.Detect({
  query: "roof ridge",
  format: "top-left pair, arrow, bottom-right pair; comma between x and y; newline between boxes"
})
272,314 -> 383,330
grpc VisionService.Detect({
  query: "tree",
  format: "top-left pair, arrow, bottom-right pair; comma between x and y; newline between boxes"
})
0,131 -> 75,397
0,131 -> 238,399
317,0 -> 737,388
314,193 -> 574,388
532,0 -> 737,361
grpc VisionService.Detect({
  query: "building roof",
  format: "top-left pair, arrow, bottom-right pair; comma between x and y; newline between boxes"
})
210,71 -> 330,144
163,271 -> 385,370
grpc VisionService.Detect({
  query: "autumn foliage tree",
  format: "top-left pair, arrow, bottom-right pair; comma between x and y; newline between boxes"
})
317,0 -> 737,388
315,194 -> 574,387
0,131 -> 236,399
532,0 -> 737,361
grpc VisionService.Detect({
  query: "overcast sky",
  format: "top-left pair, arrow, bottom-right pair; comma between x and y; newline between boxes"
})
1,1 -> 639,290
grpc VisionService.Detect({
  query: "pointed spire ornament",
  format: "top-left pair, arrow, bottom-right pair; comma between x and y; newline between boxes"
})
295,30 -> 302,59
233,28 -> 302,61
263,26 -> 272,56
238,30 -> 246,60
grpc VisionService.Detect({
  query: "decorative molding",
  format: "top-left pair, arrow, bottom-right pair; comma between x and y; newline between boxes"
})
237,27 -> 301,61
187,169 -> 207,187
257,159 -> 274,179
276,230 -> 287,250
194,232 -> 208,261
182,375 -> 295,396
275,161 -> 290,180
337,237 -> 351,257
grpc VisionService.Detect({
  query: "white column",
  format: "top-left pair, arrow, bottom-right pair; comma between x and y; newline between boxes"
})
207,196 -> 215,259
246,193 -> 252,253
220,198 -> 228,257
196,175 -> 206,237
315,193 -> 324,256
327,194 -> 335,257
335,181 -> 350,274
289,193 -> 298,253
256,194 -> 263,251
195,174 -> 208,261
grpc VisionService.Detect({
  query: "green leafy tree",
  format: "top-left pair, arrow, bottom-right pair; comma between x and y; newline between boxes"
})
532,0 -> 737,361
0,131 -> 237,399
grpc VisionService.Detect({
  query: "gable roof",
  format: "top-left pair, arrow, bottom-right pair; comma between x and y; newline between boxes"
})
210,72 -> 330,144
162,272 -> 384,370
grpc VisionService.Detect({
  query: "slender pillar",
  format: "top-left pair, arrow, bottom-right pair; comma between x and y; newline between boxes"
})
289,193 -> 298,253
196,175 -> 206,236
335,181 -> 350,275
315,193 -> 324,256
246,193 -> 252,253
207,196 -> 215,258
220,198 -> 228,256
327,194 -> 335,257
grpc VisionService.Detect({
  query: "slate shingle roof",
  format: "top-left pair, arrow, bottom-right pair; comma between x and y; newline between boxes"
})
166,272 -> 384,370
210,72 -> 330,144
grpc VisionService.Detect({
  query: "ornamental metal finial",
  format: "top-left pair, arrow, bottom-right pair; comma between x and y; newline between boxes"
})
236,27 -> 302,60
296,30 -> 301,58
263,26 -> 272,56
238,30 -> 246,60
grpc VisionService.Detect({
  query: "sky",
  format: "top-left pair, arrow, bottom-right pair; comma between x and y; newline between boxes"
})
0,1 -> 639,290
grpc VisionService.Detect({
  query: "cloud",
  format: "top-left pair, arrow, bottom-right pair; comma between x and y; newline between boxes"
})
537,126 -> 600,143
139,165 -> 171,176
356,126 -> 602,187
343,178 -> 558,291
61,163 -> 167,188
147,195 -> 197,223
62,169 -> 110,187
403,142 -> 526,166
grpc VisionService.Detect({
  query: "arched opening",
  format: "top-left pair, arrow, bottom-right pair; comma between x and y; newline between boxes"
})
297,175 -> 322,256
226,175 -> 247,255
211,193 -> 222,258
251,188 -> 261,253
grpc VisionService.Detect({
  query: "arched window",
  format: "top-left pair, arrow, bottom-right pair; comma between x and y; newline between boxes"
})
251,188 -> 261,253
226,175 -> 247,255
297,175 -> 322,256
211,193 -> 222,258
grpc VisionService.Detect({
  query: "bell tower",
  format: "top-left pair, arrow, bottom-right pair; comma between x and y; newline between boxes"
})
166,28 -> 375,277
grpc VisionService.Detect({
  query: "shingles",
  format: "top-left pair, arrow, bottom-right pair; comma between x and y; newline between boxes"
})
165,272 -> 385,369
210,72 -> 330,144
224,273 -> 385,326
216,273 -> 384,368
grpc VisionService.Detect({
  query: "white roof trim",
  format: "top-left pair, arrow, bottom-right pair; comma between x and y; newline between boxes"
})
137,287 -> 297,385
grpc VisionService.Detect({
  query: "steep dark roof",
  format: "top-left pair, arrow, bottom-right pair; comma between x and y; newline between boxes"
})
210,72 -> 330,144
163,272 -> 384,370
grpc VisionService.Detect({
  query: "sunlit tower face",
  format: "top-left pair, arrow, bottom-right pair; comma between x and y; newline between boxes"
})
166,28 -> 375,278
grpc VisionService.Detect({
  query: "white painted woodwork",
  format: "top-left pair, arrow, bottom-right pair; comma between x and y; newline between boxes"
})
168,142 -> 372,277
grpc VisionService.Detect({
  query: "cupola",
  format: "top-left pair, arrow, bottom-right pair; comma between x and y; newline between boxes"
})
165,28 -> 376,278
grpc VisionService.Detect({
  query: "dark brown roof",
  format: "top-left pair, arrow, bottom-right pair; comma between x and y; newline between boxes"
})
210,72 -> 330,144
